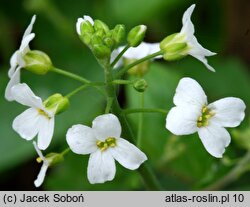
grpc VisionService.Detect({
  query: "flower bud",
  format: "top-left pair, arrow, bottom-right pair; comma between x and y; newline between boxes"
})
124,58 -> 150,77
112,24 -> 125,46
160,33 -> 189,61
103,37 -> 115,49
23,50 -> 52,75
133,79 -> 148,92
94,20 -> 109,34
79,19 -> 94,35
44,93 -> 69,115
92,44 -> 111,59
127,25 -> 147,47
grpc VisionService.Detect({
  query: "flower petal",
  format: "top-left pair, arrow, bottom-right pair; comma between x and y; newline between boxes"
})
209,97 -> 246,127
87,150 -> 116,184
37,117 -> 55,150
8,51 -> 18,78
173,77 -> 207,108
92,114 -> 121,141
166,105 -> 199,135
76,15 -> 94,35
12,108 -> 40,140
5,68 -> 21,101
34,163 -> 49,188
10,83 -> 44,108
180,4 -> 195,37
198,124 -> 231,158
19,33 -> 35,53
23,15 -> 36,39
66,124 -> 97,155
110,138 -> 147,170
33,141 -> 46,161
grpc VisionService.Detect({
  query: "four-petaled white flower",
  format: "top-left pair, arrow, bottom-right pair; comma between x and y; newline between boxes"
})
11,83 -> 55,150
66,113 -> 147,184
166,77 -> 246,158
5,15 -> 36,101
180,4 -> 216,71
33,141 -> 49,187
111,42 -> 161,68
76,15 -> 94,35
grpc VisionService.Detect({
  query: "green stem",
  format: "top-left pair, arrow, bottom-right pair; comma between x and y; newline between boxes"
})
105,97 -> 113,114
116,51 -> 163,77
111,45 -> 130,68
65,85 -> 89,99
51,67 -> 90,84
123,108 -> 168,115
204,151 -> 250,190
104,64 -> 162,190
137,93 -> 144,147
61,148 -> 70,156
112,79 -> 134,85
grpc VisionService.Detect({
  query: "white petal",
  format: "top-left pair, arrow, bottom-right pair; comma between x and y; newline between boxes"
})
180,4 -> 195,37
191,54 -> 216,72
87,150 -> 116,184
76,18 -> 84,35
12,108 -> 40,140
166,105 -> 199,135
123,42 -> 151,59
8,51 -> 18,78
148,42 -> 162,59
173,77 -> 207,108
84,15 -> 94,25
209,97 -> 246,127
23,15 -> 36,38
110,138 -> 147,170
10,83 -> 44,108
198,124 -> 231,158
34,163 -> 49,188
19,33 -> 35,53
33,141 -> 46,161
37,117 -> 55,150
66,124 -> 97,155
92,114 -> 121,141
5,68 -> 21,101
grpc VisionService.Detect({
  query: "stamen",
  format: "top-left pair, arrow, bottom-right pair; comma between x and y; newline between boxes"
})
197,106 -> 215,128
37,109 -> 50,119
36,157 -> 43,163
96,137 -> 117,151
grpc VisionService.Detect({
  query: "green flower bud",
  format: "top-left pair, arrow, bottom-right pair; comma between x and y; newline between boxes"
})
133,79 -> 148,92
112,24 -> 125,46
127,25 -> 147,47
94,20 -> 109,34
44,93 -> 69,115
80,20 -> 95,35
92,44 -> 111,59
160,33 -> 189,61
103,37 -> 115,49
124,58 -> 150,77
23,50 -> 52,75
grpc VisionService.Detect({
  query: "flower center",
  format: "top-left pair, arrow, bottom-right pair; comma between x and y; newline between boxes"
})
96,137 -> 117,151
37,109 -> 50,119
197,106 -> 215,127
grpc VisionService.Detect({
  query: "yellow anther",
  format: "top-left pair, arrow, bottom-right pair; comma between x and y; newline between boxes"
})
202,107 -> 207,113
197,122 -> 202,127
198,116 -> 202,121
96,137 -> 116,151
37,109 -> 50,119
36,157 -> 43,163
197,106 -> 215,128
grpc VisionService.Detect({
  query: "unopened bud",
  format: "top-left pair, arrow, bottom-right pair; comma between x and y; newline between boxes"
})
23,50 -> 52,75
112,24 -> 125,46
160,33 -> 189,61
127,25 -> 147,47
94,20 -> 109,34
92,44 -> 111,59
44,93 -> 69,115
133,79 -> 148,92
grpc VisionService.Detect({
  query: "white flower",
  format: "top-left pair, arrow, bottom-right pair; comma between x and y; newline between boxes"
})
179,4 -> 216,71
11,83 -> 55,150
166,77 -> 246,158
66,113 -> 147,184
111,42 -> 161,68
5,15 -> 36,101
33,141 -> 49,187
76,15 -> 94,35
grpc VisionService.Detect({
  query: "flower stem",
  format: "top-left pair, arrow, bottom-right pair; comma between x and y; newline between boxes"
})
104,64 -> 162,190
137,93 -> 144,147
111,45 -> 130,68
204,151 -> 250,190
116,51 -> 163,78
123,108 -> 168,115
65,85 -> 89,99
61,148 -> 70,156
105,97 -> 113,114
112,79 -> 134,85
50,67 -> 90,84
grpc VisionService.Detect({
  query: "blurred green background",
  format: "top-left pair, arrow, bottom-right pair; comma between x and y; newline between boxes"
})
0,0 -> 250,190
